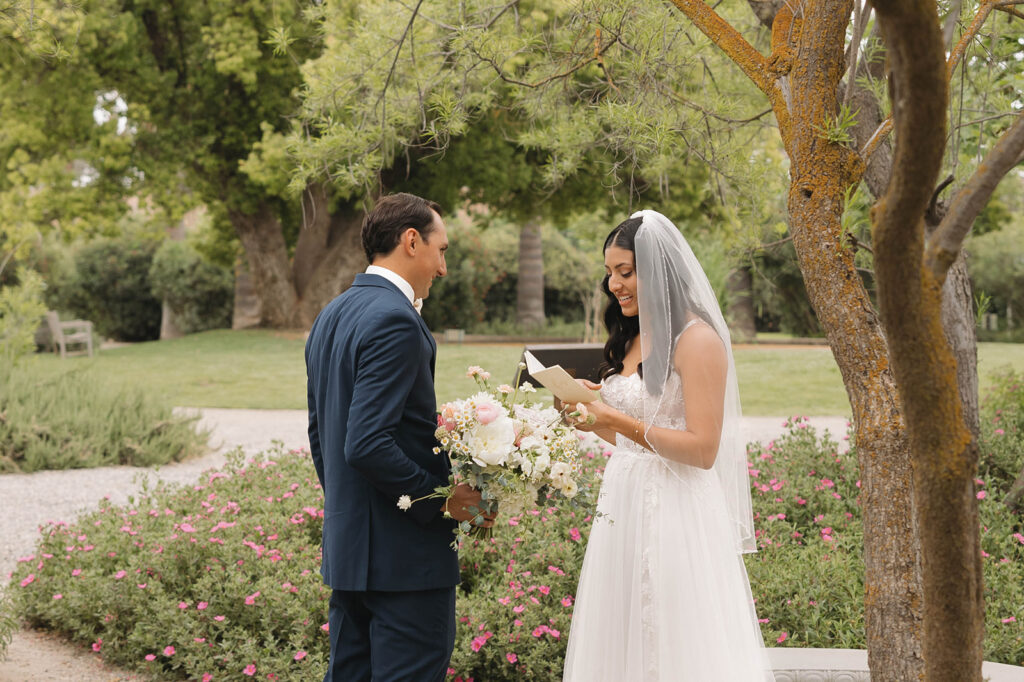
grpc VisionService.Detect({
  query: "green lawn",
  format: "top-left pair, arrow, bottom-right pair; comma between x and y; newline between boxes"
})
26,329 -> 1024,415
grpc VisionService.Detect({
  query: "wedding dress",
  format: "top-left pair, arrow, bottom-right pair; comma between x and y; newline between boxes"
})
563,338 -> 775,681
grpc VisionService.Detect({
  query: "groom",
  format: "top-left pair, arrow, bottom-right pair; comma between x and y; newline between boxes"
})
306,192 -> 492,682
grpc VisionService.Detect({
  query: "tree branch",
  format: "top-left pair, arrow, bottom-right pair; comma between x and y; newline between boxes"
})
665,0 -> 777,98
376,0 -> 425,120
995,5 -> 1024,20
861,0 -> 1016,164
926,110 -> 1024,283
946,1 -> 996,81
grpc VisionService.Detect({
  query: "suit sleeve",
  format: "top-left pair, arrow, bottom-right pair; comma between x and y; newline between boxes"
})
345,309 -> 445,525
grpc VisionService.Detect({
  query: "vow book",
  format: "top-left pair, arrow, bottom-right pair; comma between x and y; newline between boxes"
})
523,351 -> 600,404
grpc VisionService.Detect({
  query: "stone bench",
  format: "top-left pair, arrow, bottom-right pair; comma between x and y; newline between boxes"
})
767,648 -> 1024,681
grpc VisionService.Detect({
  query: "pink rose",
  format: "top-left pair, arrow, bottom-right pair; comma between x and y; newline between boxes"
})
476,403 -> 500,425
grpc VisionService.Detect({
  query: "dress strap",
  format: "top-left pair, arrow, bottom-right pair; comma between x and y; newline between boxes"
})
681,318 -> 707,333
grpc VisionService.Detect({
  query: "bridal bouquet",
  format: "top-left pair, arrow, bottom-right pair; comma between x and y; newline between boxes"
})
400,364 -> 590,547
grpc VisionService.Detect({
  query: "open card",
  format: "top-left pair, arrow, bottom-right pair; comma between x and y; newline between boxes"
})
523,350 -> 600,404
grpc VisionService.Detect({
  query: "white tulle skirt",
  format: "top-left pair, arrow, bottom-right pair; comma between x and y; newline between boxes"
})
563,448 -> 774,681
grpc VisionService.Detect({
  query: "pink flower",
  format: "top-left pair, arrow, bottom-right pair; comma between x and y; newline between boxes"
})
244,590 -> 261,605
1002,617 -> 1017,624
20,574 -> 34,587
294,650 -> 307,661
214,615 -> 226,621
198,601 -> 209,610
92,639 -> 102,652
506,652 -> 518,663
995,428 -> 1005,435
53,594 -> 62,600
203,675 -> 213,682
976,491 -> 986,500
777,632 -> 788,643
475,402 -> 500,425
321,622 -> 329,632
164,645 -> 175,656
243,663 -> 257,676
71,568 -> 82,577
561,596 -> 573,607
114,570 -> 127,580
178,601 -> 188,609
145,654 -> 156,662
569,527 -> 581,542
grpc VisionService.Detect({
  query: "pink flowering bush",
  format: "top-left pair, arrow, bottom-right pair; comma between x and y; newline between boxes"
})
9,447 -> 330,679
7,410 -> 1022,679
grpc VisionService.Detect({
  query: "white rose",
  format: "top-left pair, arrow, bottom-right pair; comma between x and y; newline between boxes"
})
518,435 -> 548,456
465,416 -> 515,467
549,461 -> 572,485
533,453 -> 551,475
560,479 -> 579,498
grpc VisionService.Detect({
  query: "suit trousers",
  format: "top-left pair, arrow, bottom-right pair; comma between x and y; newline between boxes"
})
324,586 -> 456,682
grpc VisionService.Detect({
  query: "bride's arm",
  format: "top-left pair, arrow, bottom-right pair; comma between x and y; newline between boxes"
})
583,326 -> 728,469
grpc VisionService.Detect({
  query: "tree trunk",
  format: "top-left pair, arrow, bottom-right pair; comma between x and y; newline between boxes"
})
870,1 -> 984,678
849,41 -> 981,440
293,185 -> 366,327
159,221 -> 186,340
582,284 -> 605,343
516,220 -> 545,329
230,205 -> 301,329
940,254 -> 979,436
296,213 -> 366,327
773,2 -> 924,677
726,266 -> 756,342
232,259 -> 262,329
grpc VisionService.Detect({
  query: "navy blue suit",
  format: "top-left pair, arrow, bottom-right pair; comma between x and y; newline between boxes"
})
306,273 -> 458,681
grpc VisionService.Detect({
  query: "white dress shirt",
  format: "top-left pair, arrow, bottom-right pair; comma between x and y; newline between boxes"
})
365,265 -> 423,314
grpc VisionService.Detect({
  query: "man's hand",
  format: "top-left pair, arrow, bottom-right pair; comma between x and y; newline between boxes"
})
444,483 -> 496,528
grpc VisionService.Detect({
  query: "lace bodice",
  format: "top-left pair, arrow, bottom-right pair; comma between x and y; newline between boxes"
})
601,372 -> 686,455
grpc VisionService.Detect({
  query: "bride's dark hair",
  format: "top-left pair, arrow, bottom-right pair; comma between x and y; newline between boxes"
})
599,217 -> 643,380
599,215 -> 712,384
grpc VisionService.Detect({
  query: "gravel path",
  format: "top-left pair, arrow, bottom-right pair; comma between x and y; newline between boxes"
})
0,410 -> 849,681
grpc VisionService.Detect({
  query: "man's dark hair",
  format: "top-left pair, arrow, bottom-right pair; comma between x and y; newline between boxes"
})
361,193 -> 443,262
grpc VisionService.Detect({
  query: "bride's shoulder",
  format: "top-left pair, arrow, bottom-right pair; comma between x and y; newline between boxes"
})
673,320 -> 726,367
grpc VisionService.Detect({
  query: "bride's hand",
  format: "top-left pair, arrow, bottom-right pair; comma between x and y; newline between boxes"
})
575,399 -> 619,432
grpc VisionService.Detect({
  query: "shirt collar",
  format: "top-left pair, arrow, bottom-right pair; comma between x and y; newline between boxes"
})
365,265 -> 422,314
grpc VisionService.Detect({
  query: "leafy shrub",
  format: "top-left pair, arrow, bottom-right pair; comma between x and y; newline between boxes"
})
0,363 -> 207,473
8,423 -> 1023,678
979,369 -> 1024,492
0,586 -> 15,661
422,216 -> 517,332
149,241 -> 233,335
0,269 -> 47,363
64,238 -> 162,342
969,222 -> 1024,331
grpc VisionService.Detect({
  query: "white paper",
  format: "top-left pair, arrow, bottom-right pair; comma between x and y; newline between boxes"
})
523,351 -> 600,404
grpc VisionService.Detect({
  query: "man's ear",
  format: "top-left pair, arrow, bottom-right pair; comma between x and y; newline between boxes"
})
400,227 -> 418,256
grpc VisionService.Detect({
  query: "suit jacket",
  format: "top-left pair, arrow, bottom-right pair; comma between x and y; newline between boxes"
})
305,273 -> 458,591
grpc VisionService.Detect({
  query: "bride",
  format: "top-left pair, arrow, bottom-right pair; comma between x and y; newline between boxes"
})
563,210 -> 775,681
